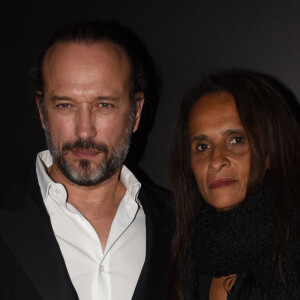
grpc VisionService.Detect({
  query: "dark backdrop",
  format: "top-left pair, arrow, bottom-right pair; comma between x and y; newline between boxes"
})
1,0 -> 300,189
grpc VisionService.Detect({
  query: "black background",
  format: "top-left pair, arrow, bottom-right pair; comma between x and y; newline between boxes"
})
1,0 -> 300,189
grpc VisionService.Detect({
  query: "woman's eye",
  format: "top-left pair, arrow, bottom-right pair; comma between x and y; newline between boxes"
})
197,144 -> 209,152
231,136 -> 245,144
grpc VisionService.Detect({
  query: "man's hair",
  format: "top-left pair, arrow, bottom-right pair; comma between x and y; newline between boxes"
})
169,70 -> 300,299
33,21 -> 148,113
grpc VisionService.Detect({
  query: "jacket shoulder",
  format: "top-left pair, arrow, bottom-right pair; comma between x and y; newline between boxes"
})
0,178 -> 14,207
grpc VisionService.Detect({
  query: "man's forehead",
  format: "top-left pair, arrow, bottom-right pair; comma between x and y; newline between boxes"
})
41,42 -> 131,88
44,41 -> 128,66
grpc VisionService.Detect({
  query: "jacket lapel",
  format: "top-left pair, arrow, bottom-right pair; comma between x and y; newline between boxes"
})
0,167 -> 78,300
132,185 -> 173,300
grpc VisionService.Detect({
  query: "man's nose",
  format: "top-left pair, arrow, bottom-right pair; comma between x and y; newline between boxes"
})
74,107 -> 97,139
208,146 -> 230,171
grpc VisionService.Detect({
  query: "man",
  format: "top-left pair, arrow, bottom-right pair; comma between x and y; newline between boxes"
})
0,22 -> 172,300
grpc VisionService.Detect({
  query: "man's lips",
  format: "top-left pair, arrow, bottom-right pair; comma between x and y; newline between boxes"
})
209,178 -> 236,189
71,150 -> 100,158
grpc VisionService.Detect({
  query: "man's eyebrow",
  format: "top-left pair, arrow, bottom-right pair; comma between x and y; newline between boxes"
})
50,95 -> 72,101
50,95 -> 120,101
96,96 -> 119,101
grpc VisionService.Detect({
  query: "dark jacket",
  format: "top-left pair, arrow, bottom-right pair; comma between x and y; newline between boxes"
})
0,165 -> 172,300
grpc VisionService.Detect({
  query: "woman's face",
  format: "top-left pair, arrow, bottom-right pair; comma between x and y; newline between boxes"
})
189,91 -> 251,211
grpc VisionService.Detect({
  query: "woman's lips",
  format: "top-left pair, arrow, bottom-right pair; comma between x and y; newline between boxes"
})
209,178 -> 236,189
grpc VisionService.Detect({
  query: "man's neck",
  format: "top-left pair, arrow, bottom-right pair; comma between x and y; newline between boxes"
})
48,163 -> 125,204
47,163 -> 126,250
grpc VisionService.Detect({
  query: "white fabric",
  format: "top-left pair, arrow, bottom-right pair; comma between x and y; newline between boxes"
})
36,150 -> 146,300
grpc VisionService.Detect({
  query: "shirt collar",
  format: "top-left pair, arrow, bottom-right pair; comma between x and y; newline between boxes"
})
36,150 -> 141,204
119,165 -> 141,205
36,150 -> 55,200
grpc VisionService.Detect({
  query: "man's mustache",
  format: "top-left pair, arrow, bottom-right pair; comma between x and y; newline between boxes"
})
62,138 -> 108,154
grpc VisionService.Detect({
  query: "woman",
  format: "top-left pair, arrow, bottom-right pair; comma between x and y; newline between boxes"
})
169,71 -> 300,299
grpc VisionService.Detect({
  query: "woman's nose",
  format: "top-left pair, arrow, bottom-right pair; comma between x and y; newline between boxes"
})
208,146 -> 230,171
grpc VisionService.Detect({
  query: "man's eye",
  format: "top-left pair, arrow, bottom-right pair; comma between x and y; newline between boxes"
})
99,103 -> 113,108
56,103 -> 71,109
197,144 -> 209,152
231,136 -> 245,144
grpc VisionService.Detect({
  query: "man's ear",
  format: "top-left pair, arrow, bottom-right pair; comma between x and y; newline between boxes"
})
35,94 -> 46,130
132,92 -> 144,133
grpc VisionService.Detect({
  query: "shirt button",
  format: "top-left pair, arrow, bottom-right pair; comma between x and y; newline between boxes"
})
79,215 -> 85,221
99,265 -> 104,272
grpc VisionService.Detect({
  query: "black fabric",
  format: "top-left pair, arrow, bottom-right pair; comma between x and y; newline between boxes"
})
0,166 -> 80,300
133,184 -> 173,300
0,233 -> 43,299
184,246 -> 211,300
190,183 -> 300,299
0,165 -> 172,300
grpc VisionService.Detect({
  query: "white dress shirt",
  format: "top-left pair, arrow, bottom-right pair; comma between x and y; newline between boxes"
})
36,150 -> 146,300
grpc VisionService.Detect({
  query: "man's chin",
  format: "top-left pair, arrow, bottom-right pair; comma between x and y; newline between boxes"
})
51,145 -> 125,186
63,170 -> 105,186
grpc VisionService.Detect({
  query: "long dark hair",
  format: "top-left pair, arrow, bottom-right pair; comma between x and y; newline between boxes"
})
169,71 -> 300,299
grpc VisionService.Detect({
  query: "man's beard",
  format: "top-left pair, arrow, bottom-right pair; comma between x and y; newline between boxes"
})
45,124 -> 132,187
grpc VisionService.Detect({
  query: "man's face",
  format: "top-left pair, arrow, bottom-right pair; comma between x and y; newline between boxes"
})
37,42 -> 143,186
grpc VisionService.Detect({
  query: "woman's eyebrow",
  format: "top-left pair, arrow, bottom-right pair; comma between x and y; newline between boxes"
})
191,135 -> 208,142
191,129 -> 245,142
221,128 -> 244,135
